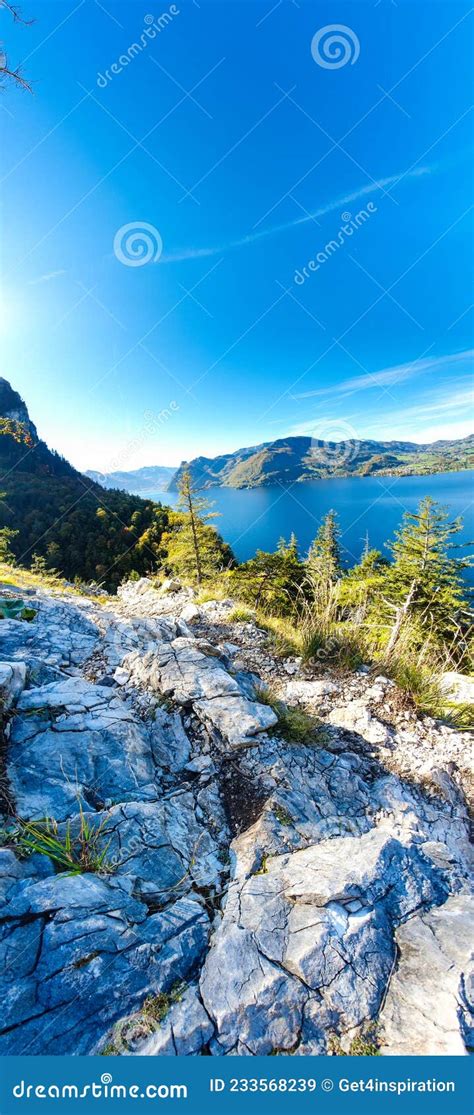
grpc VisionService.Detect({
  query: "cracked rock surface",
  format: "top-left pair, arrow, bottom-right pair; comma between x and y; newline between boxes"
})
0,577 -> 472,1056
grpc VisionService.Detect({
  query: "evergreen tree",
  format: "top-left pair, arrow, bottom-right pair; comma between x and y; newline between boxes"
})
30,553 -> 49,576
277,533 -> 298,560
381,497 -> 471,654
339,545 -> 388,613
230,539 -> 303,614
306,510 -> 341,612
0,526 -> 18,563
165,469 -> 233,585
307,510 -> 340,580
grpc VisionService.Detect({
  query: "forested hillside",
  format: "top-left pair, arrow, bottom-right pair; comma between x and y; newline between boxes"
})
170,434 -> 474,490
0,379 -> 169,589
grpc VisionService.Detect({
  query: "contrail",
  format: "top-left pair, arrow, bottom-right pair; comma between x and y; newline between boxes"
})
160,166 -> 432,263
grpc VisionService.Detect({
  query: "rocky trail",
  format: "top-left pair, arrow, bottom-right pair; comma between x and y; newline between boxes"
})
0,577 -> 472,1056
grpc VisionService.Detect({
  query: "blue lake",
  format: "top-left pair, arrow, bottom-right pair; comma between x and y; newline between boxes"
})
149,470 -> 474,574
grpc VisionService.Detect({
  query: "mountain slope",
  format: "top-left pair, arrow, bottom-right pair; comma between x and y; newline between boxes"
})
0,380 -> 169,589
171,434 -> 474,490
85,465 -> 176,495
167,442 -> 270,490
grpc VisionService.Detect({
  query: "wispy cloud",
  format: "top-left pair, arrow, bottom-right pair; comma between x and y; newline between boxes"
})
360,385 -> 474,444
292,349 -> 474,401
287,381 -> 473,443
28,270 -> 66,285
160,166 -> 432,263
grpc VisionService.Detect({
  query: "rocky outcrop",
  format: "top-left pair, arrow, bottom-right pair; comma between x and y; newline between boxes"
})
0,577 -> 472,1056
378,895 -> 474,1055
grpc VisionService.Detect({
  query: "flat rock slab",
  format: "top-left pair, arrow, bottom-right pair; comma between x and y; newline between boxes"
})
378,895 -> 474,1055
125,642 -> 278,747
0,868 -> 210,1055
200,827 -> 450,1053
194,694 -> 278,748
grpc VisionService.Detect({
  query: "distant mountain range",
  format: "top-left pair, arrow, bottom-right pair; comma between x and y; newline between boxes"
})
85,465 -> 176,494
90,434 -> 474,495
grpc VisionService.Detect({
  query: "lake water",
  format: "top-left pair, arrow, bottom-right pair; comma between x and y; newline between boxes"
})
149,470 -> 474,573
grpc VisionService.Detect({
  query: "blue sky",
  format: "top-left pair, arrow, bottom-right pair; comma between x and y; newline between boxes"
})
1,0 -> 473,471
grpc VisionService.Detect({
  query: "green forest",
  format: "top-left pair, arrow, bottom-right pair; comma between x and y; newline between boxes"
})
0,411 -> 169,590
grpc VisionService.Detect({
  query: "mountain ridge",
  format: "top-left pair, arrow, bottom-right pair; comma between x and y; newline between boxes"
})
169,433 -> 474,491
85,464 -> 176,494
0,379 -> 169,589
82,433 -> 474,496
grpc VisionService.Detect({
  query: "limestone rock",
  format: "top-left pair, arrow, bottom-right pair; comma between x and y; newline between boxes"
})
0,660 -> 26,708
328,699 -> 392,746
440,671 -> 474,705
138,986 -> 214,1055
378,895 -> 474,1055
0,575 -> 472,1057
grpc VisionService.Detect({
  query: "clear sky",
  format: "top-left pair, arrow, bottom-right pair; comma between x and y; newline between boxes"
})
1,0 -> 473,472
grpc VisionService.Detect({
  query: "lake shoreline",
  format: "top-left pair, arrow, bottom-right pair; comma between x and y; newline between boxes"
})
141,470 -> 473,579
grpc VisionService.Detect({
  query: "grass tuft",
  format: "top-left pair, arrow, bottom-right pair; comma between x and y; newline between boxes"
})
228,606 -> 256,624
3,804 -> 113,875
254,685 -> 320,744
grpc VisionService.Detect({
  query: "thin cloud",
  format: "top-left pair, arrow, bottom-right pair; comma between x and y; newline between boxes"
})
160,166 -> 432,263
28,270 -> 66,285
287,383 -> 473,441
292,349 -> 474,401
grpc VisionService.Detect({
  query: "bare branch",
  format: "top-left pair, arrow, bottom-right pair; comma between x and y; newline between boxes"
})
0,55 -> 32,91
0,0 -> 34,93
0,1 -> 34,26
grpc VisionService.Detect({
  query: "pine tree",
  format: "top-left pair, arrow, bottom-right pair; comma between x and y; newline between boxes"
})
165,469 -> 233,585
0,526 -> 18,563
382,497 -> 471,654
230,537 -> 303,614
277,533 -> 299,560
306,510 -> 341,614
307,511 -> 340,580
30,553 -> 49,576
